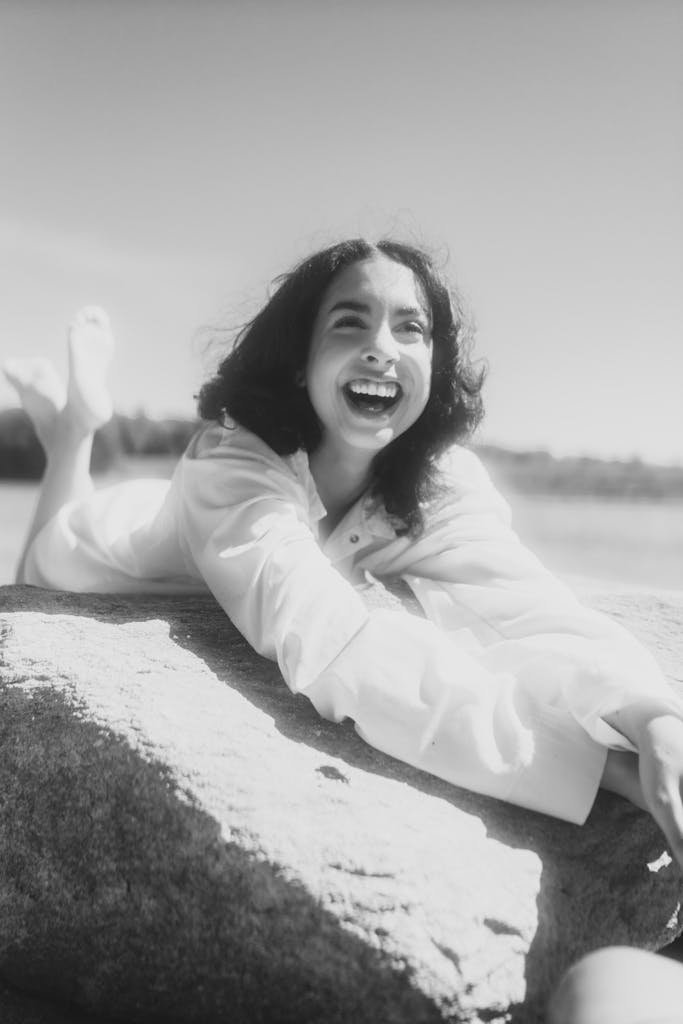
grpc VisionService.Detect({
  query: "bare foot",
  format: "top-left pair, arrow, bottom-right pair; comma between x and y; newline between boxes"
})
65,306 -> 114,433
3,358 -> 66,449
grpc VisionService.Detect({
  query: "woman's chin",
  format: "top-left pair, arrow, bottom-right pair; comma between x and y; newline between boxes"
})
317,399 -> 416,455
339,421 -> 399,453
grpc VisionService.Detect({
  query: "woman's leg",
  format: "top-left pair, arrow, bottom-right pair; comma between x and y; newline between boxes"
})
3,306 -> 114,582
547,946 -> 683,1024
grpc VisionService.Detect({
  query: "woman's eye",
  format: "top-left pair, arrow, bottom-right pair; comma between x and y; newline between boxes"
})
401,321 -> 426,336
333,316 -> 366,330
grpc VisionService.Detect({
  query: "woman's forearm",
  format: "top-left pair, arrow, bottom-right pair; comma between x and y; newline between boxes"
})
601,704 -> 683,870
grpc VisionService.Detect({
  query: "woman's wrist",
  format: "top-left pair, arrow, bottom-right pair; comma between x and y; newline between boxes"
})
600,748 -> 646,809
603,697 -> 683,748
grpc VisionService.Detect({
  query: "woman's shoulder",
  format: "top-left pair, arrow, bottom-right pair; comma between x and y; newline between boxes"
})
432,442 -> 495,492
185,418 -> 305,471
184,417 -> 263,457
179,418 -> 313,500
423,442 -> 511,522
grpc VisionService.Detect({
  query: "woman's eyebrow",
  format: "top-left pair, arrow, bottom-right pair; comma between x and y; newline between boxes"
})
395,305 -> 428,318
328,300 -> 371,314
327,300 -> 428,318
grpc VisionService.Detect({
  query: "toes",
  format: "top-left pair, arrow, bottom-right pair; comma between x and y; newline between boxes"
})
65,306 -> 114,429
67,305 -> 115,373
3,359 -> 24,387
70,305 -> 111,331
1,358 -> 66,442
3,358 -> 36,387
3,358 -> 65,401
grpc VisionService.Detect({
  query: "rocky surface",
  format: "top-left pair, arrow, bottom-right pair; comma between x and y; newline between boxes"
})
0,978 -> 103,1024
0,582 -> 682,1024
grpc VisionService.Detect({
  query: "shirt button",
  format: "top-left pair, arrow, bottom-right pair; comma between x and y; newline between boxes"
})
349,533 -> 359,544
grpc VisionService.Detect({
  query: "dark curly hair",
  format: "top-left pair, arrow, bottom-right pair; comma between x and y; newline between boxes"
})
197,238 -> 486,534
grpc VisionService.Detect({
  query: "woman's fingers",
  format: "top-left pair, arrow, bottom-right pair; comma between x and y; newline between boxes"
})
641,776 -> 683,870
600,749 -> 646,810
602,715 -> 683,871
636,720 -> 683,870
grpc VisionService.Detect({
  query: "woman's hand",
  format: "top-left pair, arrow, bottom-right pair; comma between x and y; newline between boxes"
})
602,702 -> 683,870
634,714 -> 683,870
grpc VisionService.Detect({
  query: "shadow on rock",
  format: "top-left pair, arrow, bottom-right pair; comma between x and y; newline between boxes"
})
0,682 -> 444,1024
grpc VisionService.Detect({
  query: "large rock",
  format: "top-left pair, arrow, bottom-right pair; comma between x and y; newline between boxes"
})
0,582 -> 682,1024
0,977 -> 103,1024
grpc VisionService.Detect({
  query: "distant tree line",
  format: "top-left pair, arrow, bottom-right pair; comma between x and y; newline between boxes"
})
0,409 -> 199,479
1,408 -> 682,501
476,444 -> 683,502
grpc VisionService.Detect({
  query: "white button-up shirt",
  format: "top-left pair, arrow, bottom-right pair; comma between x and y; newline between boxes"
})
25,420 -> 681,824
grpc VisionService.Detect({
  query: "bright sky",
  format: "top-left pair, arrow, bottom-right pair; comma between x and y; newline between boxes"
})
1,0 -> 681,465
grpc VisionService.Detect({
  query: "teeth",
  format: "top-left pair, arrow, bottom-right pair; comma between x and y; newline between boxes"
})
347,380 -> 400,398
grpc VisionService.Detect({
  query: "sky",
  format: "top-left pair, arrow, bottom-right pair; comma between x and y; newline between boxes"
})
1,0 -> 682,465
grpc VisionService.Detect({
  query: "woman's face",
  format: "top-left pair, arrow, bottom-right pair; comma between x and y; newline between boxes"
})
305,255 -> 433,457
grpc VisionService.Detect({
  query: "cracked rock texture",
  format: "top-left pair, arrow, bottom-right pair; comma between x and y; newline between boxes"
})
0,582 -> 682,1024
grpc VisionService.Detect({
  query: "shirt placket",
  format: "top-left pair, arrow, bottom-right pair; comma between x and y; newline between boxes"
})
322,503 -> 370,568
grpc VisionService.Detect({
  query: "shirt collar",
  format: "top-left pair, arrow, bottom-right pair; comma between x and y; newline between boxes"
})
295,449 -> 399,541
360,493 -> 402,539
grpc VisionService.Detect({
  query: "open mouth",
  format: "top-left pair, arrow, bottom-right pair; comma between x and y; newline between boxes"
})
342,379 -> 402,417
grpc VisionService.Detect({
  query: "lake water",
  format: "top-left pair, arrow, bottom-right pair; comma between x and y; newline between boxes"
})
509,492 -> 683,592
1,463 -> 681,592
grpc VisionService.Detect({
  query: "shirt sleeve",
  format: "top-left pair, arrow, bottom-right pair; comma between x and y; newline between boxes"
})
178,426 -> 611,825
22,478 -> 199,593
370,446 -> 683,755
176,424 -> 370,692
305,608 -> 607,824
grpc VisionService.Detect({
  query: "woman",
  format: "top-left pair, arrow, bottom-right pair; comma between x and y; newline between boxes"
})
6,238 -> 683,853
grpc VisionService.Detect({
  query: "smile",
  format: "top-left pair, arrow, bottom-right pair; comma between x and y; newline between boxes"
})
342,378 -> 403,416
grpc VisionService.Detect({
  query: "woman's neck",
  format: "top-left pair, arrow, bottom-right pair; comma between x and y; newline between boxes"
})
309,440 -> 374,535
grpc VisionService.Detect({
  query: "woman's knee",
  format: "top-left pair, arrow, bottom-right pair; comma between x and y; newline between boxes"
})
547,946 -> 683,1024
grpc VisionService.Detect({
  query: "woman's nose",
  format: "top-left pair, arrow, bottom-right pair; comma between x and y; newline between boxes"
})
361,325 -> 399,366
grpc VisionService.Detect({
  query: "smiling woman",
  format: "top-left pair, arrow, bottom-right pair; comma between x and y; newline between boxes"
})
5,236 -> 683,863
306,259 -> 432,440
198,238 -> 485,537
304,257 -> 434,534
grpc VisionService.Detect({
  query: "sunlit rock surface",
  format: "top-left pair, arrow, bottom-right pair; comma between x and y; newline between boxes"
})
0,582 -> 682,1024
